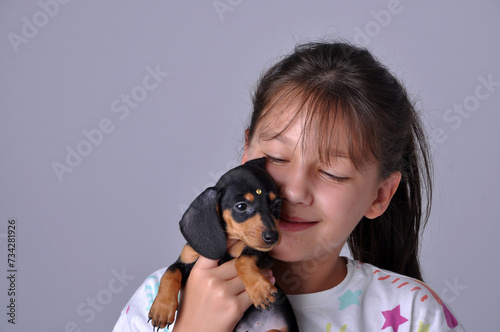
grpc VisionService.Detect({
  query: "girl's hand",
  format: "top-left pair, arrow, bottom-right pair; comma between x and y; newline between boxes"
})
172,256 -> 253,332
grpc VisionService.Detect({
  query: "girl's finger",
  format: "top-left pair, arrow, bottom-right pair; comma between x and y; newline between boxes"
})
195,256 -> 240,280
193,255 -> 219,270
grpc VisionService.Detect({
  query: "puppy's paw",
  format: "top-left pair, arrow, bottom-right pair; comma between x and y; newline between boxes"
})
148,298 -> 177,330
247,278 -> 277,310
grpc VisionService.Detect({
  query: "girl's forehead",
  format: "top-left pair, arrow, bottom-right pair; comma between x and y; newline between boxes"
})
254,103 -> 351,159
251,98 -> 375,171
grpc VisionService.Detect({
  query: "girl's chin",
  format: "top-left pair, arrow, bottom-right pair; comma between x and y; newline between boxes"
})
270,219 -> 320,262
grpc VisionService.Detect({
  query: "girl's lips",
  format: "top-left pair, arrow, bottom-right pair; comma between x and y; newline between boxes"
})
279,216 -> 319,232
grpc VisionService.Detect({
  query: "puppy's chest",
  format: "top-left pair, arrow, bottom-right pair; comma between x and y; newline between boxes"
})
217,240 -> 247,265
221,240 -> 265,259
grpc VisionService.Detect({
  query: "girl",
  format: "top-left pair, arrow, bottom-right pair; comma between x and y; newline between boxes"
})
114,41 -> 463,331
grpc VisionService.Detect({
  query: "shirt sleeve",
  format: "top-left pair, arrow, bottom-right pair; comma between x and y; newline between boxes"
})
409,279 -> 466,331
112,268 -> 173,332
364,264 -> 465,332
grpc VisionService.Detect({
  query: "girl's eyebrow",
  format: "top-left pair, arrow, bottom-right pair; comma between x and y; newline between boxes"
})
261,132 -> 351,163
259,129 -> 351,156
258,131 -> 291,145
330,149 -> 349,159
272,134 -> 291,145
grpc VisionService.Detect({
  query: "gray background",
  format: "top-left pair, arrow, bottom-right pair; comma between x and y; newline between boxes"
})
1,1 -> 498,331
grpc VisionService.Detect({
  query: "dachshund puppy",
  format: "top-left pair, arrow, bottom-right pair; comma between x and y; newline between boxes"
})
148,157 -> 298,332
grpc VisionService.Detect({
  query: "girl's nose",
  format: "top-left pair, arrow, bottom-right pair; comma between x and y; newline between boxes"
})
278,167 -> 313,206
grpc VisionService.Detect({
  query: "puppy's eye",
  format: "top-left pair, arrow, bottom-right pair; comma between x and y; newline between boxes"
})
235,203 -> 248,212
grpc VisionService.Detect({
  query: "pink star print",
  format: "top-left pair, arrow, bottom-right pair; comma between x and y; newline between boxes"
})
382,305 -> 408,332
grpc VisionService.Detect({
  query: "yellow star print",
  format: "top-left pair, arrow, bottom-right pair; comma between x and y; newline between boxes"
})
326,323 -> 348,332
417,321 -> 430,332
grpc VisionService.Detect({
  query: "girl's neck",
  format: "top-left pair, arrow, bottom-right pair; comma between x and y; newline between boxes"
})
273,256 -> 348,295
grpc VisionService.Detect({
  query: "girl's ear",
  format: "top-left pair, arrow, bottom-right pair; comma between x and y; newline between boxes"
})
365,171 -> 402,219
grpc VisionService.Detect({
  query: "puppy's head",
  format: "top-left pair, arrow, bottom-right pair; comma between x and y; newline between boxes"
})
180,158 -> 282,260
218,158 -> 282,251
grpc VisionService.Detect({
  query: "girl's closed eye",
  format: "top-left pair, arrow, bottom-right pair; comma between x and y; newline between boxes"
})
265,154 -> 289,165
319,169 -> 349,183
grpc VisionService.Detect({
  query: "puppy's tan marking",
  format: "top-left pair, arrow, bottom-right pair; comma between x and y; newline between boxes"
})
228,240 -> 246,258
180,244 -> 200,264
269,191 -> 277,201
235,255 -> 277,309
223,210 -> 276,250
149,268 -> 182,328
244,193 -> 254,202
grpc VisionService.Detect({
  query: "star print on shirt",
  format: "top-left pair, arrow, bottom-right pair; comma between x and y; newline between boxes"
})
416,321 -> 430,332
381,305 -> 408,332
337,289 -> 362,310
326,323 -> 348,332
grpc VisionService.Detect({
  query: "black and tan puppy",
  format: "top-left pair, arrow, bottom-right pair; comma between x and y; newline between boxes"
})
148,157 -> 298,332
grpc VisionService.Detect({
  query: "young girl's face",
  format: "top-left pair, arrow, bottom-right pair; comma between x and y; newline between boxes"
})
242,103 -> 398,266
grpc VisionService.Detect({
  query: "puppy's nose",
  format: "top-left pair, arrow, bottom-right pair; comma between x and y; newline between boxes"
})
262,229 -> 279,244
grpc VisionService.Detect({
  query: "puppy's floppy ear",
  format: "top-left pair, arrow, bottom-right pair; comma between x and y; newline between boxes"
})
179,187 -> 227,260
244,157 -> 266,169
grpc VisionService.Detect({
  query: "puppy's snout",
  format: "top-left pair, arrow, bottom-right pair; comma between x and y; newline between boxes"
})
262,229 -> 279,245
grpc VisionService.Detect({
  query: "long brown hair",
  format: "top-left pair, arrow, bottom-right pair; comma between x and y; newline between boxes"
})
247,41 -> 432,280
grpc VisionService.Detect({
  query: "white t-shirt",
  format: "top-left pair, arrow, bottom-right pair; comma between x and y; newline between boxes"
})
286,258 -> 464,331
112,258 -> 464,331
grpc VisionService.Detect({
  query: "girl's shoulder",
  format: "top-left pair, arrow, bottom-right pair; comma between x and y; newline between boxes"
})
287,258 -> 464,331
345,258 -> 463,331
347,258 -> 443,305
